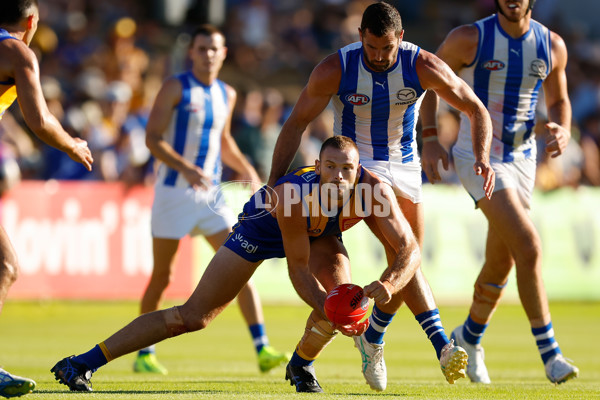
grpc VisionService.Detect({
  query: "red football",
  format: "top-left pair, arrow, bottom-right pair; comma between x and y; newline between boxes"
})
324,283 -> 369,325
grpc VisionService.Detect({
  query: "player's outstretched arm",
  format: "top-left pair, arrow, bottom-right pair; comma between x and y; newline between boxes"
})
12,42 -> 92,170
276,183 -> 328,319
267,54 -> 341,187
362,173 -> 421,300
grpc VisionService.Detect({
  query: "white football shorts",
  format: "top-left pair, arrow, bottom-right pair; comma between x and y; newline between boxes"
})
151,184 -> 236,239
360,159 -> 423,204
453,146 -> 536,209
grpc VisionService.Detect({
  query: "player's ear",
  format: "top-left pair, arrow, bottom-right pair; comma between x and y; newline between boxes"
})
355,164 -> 362,184
315,159 -> 321,175
26,15 -> 35,30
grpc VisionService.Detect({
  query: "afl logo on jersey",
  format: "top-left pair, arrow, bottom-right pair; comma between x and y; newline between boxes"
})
482,60 -> 505,71
345,93 -> 370,106
529,59 -> 547,79
395,88 -> 417,105
185,103 -> 202,113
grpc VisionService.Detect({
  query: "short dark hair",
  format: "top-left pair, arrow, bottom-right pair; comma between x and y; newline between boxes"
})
360,2 -> 403,37
191,24 -> 224,45
0,0 -> 38,26
319,136 -> 359,159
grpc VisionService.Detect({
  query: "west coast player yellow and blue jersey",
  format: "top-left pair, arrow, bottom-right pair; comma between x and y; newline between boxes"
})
0,29 -> 18,120
331,41 -> 425,163
223,166 -> 365,262
454,14 -> 552,162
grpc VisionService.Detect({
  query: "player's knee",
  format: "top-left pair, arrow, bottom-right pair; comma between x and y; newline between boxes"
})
0,257 -> 19,286
162,306 -> 191,337
518,238 -> 542,269
149,272 -> 173,290
296,311 -> 337,360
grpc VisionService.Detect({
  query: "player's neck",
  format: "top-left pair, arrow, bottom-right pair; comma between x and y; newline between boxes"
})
0,25 -> 26,41
497,13 -> 531,38
190,70 -> 217,86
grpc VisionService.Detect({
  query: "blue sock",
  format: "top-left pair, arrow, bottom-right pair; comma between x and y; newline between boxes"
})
364,305 -> 395,345
415,309 -> 450,360
138,345 -> 155,356
289,351 -> 313,367
72,345 -> 108,371
462,315 -> 488,345
249,323 -> 268,354
532,322 -> 561,364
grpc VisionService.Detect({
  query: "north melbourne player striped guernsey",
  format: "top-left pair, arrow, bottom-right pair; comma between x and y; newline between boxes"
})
455,14 -> 552,163
331,41 -> 425,163
155,71 -> 228,188
0,29 -> 18,119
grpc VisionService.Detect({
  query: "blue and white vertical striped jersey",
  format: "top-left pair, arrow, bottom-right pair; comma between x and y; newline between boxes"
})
155,71 -> 228,188
455,14 -> 552,162
331,41 -> 425,163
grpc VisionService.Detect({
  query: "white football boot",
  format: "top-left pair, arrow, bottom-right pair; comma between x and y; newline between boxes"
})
439,339 -> 468,384
545,353 -> 579,384
451,326 -> 490,384
353,333 -> 387,391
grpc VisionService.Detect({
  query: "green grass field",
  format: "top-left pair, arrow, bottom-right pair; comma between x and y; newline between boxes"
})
0,300 -> 598,399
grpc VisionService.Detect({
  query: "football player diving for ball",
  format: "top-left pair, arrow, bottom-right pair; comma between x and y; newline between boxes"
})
51,136 -> 465,393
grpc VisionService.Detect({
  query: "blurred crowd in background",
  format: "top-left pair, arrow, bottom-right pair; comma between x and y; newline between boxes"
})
1,0 -> 599,194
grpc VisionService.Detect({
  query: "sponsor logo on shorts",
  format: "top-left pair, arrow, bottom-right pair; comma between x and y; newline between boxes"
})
231,233 -> 259,254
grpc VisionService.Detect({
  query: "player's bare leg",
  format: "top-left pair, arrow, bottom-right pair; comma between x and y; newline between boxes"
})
364,198 -> 466,384
476,188 -> 578,383
135,237 -> 179,374
206,230 -> 290,372
0,227 -> 36,396
114,247 -> 260,354
52,248 -> 261,391
450,223 -> 512,383
479,190 -> 548,322
0,227 -> 19,314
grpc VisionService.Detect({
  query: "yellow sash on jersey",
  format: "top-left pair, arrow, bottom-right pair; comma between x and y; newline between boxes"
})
0,85 -> 17,119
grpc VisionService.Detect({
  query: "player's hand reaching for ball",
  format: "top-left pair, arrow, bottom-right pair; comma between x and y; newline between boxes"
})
363,280 -> 394,305
334,319 -> 369,337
